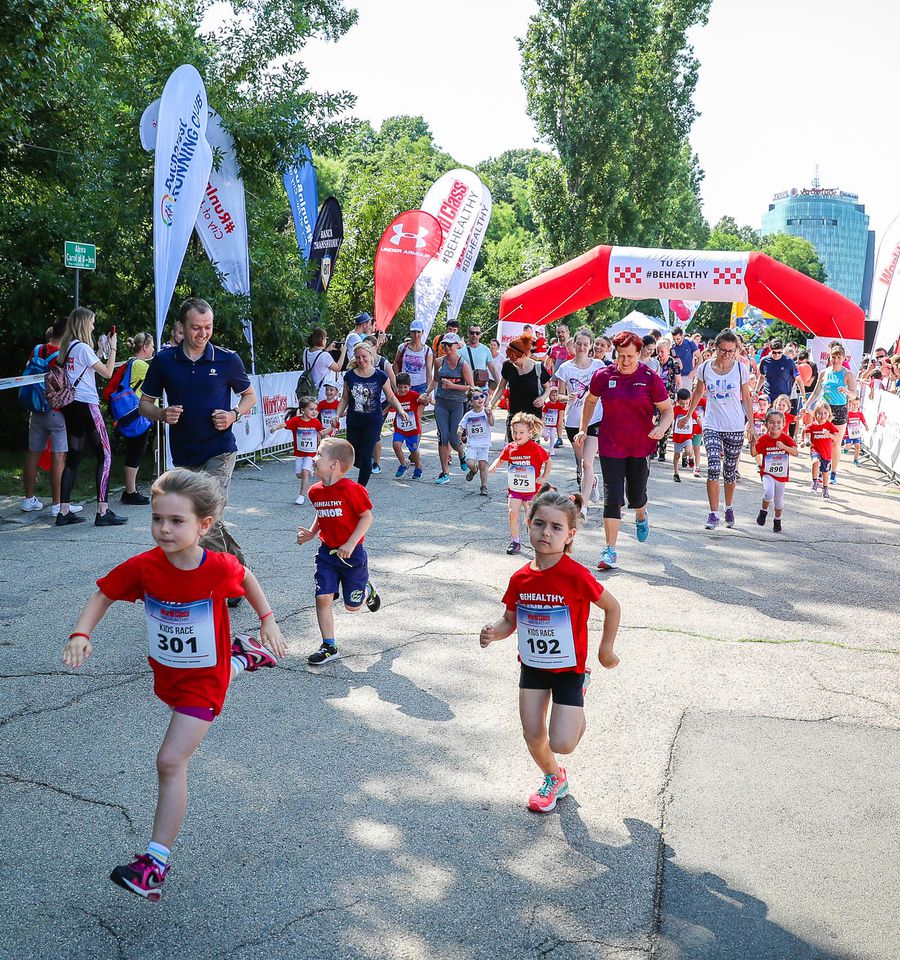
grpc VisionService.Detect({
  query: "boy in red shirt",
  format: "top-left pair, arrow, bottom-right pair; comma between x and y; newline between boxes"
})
317,383 -> 341,435
296,438 -> 381,664
489,412 -> 551,555
751,410 -> 797,532
391,372 -> 429,479
843,396 -> 868,466
541,386 -> 567,455
271,396 -> 330,505
803,402 -> 839,498
671,388 -> 699,483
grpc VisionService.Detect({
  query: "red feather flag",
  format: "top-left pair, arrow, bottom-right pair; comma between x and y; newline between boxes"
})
374,211 -> 442,333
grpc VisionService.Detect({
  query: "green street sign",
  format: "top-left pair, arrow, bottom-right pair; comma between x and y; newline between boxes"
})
64,241 -> 96,271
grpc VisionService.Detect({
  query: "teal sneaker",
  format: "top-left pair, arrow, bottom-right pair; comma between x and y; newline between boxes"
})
635,513 -> 649,542
597,546 -> 618,570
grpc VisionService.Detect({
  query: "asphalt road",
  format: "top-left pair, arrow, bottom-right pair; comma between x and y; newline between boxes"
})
1,420 -> 898,960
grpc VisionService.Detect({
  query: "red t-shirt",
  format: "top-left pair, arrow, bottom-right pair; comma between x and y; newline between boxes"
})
498,440 -> 549,495
502,554 -> 603,673
284,416 -> 323,457
846,410 -> 867,435
754,433 -> 796,482
308,478 -> 373,549
542,400 -> 566,429
97,548 -> 246,715
781,412 -> 796,432
393,390 -> 422,437
808,420 -> 839,459
752,412 -> 767,437
589,363 -> 669,459
672,404 -> 699,444
317,400 -> 339,430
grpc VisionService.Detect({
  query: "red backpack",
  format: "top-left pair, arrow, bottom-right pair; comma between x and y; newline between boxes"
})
103,360 -> 129,403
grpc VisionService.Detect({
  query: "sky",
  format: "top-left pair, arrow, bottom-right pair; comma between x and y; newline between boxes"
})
294,0 -> 900,242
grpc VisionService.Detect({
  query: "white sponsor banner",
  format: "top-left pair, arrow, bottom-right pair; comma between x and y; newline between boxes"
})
153,66 -> 213,346
496,320 -> 536,358
415,169 -> 483,338
446,188 -> 492,321
808,337 -> 864,374
862,389 -> 900,476
608,247 -> 750,302
143,100 -> 250,297
257,372 -> 301,450
871,214 -> 900,352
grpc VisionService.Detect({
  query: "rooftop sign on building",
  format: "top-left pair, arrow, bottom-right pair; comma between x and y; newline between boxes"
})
772,187 -> 859,202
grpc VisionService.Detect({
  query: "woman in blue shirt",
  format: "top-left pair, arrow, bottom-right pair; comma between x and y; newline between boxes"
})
805,343 -> 857,484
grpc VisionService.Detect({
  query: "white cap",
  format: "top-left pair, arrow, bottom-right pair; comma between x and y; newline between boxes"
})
410,320 -> 425,332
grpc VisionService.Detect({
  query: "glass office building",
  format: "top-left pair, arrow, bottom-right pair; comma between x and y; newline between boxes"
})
762,186 -> 875,310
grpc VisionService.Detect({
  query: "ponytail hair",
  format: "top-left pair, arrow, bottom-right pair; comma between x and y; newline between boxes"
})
151,468 -> 224,522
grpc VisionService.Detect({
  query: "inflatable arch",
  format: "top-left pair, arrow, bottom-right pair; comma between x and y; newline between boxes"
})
498,246 -> 865,342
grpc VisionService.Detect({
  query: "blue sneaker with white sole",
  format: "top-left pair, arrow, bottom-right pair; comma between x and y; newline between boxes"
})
635,514 -> 649,542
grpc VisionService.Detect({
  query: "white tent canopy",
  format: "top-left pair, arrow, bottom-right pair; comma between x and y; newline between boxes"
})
603,310 -> 670,338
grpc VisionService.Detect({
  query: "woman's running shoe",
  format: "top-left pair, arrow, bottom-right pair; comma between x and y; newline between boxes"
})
704,512 -> 719,530
434,473 -> 450,485
371,463 -> 382,474
232,634 -> 277,671
724,507 -> 735,528
597,546 -> 618,570
527,769 -> 568,813
635,514 -> 649,542
589,478 -> 601,503
110,854 -> 168,900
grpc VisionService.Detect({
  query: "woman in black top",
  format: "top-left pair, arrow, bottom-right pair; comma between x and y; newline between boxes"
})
490,335 -> 550,440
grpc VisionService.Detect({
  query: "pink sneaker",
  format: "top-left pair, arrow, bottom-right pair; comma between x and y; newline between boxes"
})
527,768 -> 569,813
582,668 -> 592,698
232,634 -> 277,671
110,853 -> 168,900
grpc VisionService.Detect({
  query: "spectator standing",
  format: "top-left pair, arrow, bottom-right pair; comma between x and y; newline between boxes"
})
56,308 -> 127,527
139,298 -> 255,570
21,318 -> 81,518
120,332 -> 155,505
303,327 -> 347,399
160,319 -> 184,351
432,318 -> 460,359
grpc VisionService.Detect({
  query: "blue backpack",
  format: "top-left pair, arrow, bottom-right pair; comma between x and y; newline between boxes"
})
18,345 -> 59,414
109,358 -> 152,437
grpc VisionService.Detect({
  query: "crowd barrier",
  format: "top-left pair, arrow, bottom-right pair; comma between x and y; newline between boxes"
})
862,390 -> 900,481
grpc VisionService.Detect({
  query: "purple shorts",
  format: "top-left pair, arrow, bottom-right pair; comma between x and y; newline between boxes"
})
174,706 -> 215,722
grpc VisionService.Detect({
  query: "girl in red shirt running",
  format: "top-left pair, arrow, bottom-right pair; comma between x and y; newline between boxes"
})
751,410 -> 797,532
480,487 -> 620,813
62,468 -> 286,900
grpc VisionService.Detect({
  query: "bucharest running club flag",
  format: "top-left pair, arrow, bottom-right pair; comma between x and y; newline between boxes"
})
283,144 -> 318,261
415,169 -> 483,337
153,65 -> 213,345
446,188 -> 493,322
374,211 -> 443,333
307,197 -> 343,293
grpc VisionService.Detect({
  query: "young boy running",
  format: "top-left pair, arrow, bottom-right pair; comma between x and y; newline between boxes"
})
297,438 -> 381,664
391,372 -> 428,479
458,389 -> 495,495
317,384 -> 342,434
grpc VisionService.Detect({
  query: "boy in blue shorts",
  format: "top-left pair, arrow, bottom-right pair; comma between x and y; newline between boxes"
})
297,438 -> 381,664
391,372 -> 428,479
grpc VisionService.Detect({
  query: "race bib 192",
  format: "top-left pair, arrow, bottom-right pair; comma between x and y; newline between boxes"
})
516,604 -> 577,669
145,594 -> 217,669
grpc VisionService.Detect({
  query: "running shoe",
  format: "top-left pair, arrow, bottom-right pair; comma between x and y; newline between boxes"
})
830,472 -> 837,485
371,463 -> 382,475
307,643 -> 339,665
635,514 -> 649,542
554,438 -> 564,448
294,495 -> 306,505
232,634 -> 277,671
110,853 -> 168,901
773,518 -> 783,533
693,467 -> 702,478
458,454 -> 467,472
506,540 -> 522,555
810,480 -> 819,493
597,546 -> 618,570
51,503 -> 83,516
95,510 -> 128,526
527,768 -> 568,813
434,473 -> 450,485
681,455 -> 689,468
395,465 -> 408,479
121,491 -> 150,505
822,488 -> 831,500
480,485 -> 489,496
756,509 -> 768,527
688,457 -> 695,469
365,581 -> 381,612
582,668 -> 592,698
589,478 -> 601,503
724,507 -> 735,528
704,512 -> 719,530
673,473 -> 681,483
466,466 -> 477,482
853,458 -> 861,467
20,496 -> 43,512
657,451 -> 666,462
412,467 -> 423,479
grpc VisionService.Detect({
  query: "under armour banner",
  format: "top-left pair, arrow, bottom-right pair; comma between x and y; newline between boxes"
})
374,211 -> 443,333
307,197 -> 343,293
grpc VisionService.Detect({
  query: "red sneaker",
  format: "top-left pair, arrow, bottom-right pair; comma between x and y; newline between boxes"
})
232,634 -> 277,671
110,853 -> 168,901
527,768 -> 569,813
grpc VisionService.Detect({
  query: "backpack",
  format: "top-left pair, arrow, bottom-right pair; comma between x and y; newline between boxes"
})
18,345 -> 59,414
44,341 -> 86,410
103,359 -> 129,403
109,358 -> 152,437
295,349 -> 326,402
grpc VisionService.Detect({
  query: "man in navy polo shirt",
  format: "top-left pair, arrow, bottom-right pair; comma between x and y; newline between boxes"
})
671,326 -> 699,388
757,338 -> 805,406
140,297 -> 256,566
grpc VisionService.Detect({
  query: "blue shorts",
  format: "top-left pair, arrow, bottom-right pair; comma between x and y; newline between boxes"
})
811,452 -> 832,472
314,543 -> 369,606
392,432 -> 420,452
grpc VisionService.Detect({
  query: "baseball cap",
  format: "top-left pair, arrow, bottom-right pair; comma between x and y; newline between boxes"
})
410,320 -> 425,332
441,332 -> 462,345
353,312 -> 373,326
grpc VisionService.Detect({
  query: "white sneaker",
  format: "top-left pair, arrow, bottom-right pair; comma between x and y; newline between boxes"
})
589,478 -> 601,503
21,496 -> 43,512
294,495 -> 306,505
50,504 -> 83,517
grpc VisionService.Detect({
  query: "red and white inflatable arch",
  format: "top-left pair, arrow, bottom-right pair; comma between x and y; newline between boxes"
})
498,246 -> 864,362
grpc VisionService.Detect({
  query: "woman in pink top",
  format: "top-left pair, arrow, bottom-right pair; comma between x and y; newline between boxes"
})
575,331 -> 673,571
